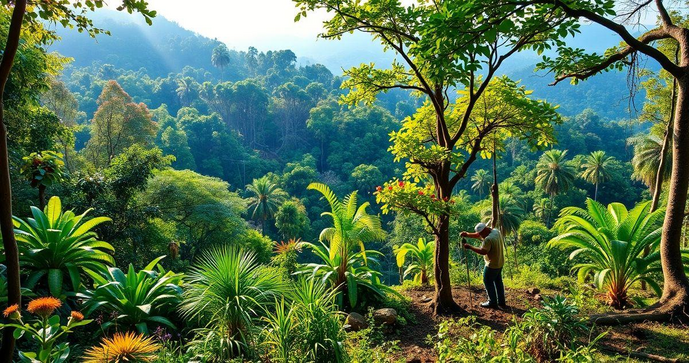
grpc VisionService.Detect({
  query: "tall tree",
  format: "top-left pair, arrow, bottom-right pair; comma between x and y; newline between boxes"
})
295,0 -> 567,313
0,1 -> 155,359
580,150 -> 614,201
535,149 -> 576,227
211,44 -> 231,80
246,176 -> 287,235
508,0 -> 689,321
86,80 -> 157,166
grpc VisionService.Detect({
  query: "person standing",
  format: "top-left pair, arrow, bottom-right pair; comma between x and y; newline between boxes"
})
461,223 -> 506,309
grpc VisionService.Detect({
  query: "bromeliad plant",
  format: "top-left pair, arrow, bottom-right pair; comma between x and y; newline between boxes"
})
81,256 -> 183,334
13,196 -> 114,298
298,183 -> 392,310
549,199 -> 689,309
0,297 -> 91,363
395,238 -> 435,285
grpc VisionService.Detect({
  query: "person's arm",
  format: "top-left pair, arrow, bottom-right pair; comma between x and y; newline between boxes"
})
463,243 -> 489,255
460,231 -> 481,239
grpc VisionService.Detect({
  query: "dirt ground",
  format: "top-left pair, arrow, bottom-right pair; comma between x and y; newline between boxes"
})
389,285 -> 543,362
388,286 -> 689,363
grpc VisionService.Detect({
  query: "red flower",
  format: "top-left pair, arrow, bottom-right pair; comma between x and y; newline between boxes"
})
388,186 -> 393,191
398,181 -> 404,187
418,191 -> 424,195
376,186 -> 382,192
443,197 -> 448,201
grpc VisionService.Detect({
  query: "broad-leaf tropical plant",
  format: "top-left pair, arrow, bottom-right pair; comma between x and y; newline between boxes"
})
81,256 -> 183,334
299,183 -> 390,309
549,199 -> 689,309
13,197 -> 114,298
395,238 -> 435,285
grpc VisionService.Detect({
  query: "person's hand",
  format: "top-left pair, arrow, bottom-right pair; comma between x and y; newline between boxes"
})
463,243 -> 471,249
460,231 -> 468,237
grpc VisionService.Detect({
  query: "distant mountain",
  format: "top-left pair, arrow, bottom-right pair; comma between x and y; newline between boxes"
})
47,11 -> 223,78
48,10 -> 647,120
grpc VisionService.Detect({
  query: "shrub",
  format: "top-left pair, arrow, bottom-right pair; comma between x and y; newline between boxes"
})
180,247 -> 285,358
518,220 -> 554,245
261,278 -> 346,362
82,256 -> 183,334
519,295 -> 588,361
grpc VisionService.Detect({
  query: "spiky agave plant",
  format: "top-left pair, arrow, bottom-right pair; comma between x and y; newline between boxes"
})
83,332 -> 160,363
180,247 -> 284,357
549,199 -> 689,309
395,237 -> 435,285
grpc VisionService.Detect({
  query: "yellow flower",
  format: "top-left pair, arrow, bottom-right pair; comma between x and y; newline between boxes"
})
27,297 -> 62,318
83,332 -> 160,363
2,304 -> 20,319
70,311 -> 84,322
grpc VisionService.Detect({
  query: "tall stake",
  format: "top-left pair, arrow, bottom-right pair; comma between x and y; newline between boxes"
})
462,237 -> 472,307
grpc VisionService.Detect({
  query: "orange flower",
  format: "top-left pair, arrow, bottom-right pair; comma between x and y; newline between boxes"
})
27,297 -> 62,318
70,311 -> 84,322
2,304 -> 20,319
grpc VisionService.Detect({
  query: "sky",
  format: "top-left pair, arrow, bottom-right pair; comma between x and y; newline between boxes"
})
113,0 -> 331,51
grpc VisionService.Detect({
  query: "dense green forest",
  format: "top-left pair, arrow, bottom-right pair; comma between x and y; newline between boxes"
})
0,1 -> 688,362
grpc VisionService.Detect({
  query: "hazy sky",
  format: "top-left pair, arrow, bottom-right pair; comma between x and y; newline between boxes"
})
133,0 -> 330,51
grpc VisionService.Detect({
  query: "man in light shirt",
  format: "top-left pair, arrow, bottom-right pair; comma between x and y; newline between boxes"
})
461,223 -> 506,309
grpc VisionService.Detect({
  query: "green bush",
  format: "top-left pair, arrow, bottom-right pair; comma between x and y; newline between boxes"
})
517,220 -> 554,245
261,278 -> 346,362
180,247 -> 286,359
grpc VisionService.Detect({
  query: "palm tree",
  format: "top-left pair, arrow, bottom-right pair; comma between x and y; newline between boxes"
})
629,134 -> 672,196
246,176 -> 287,235
211,44 -> 231,80
299,183 -> 388,309
549,200 -> 689,309
176,77 -> 196,107
580,151 -> 614,201
395,238 -> 435,285
533,198 -> 550,224
471,169 -> 491,199
535,149 -> 576,226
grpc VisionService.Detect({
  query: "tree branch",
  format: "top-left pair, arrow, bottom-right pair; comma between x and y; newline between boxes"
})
550,28 -> 672,85
550,0 -> 682,77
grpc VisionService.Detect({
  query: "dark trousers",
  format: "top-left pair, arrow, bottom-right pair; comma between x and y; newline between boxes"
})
483,266 -> 505,305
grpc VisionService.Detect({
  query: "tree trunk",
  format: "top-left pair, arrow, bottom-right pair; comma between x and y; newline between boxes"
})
643,87 -> 675,291
656,76 -> 689,321
0,1 -> 27,360
594,182 -> 598,202
38,184 -> 46,210
432,214 -> 459,314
